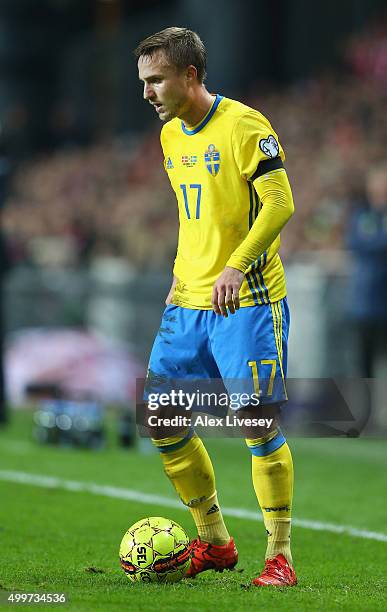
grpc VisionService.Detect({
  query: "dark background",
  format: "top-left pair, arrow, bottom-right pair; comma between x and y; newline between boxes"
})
0,0 -> 385,156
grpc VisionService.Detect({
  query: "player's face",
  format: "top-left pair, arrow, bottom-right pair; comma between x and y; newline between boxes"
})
138,51 -> 190,122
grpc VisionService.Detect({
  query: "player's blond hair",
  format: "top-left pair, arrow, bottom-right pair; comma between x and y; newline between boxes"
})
134,27 -> 207,83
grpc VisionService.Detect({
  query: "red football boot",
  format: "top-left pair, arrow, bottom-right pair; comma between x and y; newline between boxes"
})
252,554 -> 297,587
185,537 -> 238,578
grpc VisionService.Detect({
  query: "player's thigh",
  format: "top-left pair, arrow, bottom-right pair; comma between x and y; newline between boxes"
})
144,305 -> 220,432
210,299 -> 290,407
146,305 -> 218,384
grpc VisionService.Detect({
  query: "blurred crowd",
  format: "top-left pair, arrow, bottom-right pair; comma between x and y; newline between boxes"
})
2,135 -> 176,271
2,23 -> 387,272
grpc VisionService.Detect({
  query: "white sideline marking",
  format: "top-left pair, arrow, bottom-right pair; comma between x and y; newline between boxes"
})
1,469 -> 386,543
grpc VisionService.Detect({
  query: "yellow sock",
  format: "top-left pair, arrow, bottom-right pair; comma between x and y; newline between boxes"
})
153,432 -> 230,545
189,490 -> 230,545
247,435 -> 294,565
264,518 -> 292,564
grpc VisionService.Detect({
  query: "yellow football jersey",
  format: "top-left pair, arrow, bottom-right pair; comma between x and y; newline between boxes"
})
161,94 -> 287,309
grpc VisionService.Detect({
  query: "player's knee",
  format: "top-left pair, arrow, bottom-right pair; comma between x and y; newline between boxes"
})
237,403 -> 279,439
142,402 -> 187,439
245,428 -> 286,457
151,426 -> 195,456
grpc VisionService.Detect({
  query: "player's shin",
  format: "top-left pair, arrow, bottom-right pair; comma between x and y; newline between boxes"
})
152,430 -> 230,545
246,429 -> 294,565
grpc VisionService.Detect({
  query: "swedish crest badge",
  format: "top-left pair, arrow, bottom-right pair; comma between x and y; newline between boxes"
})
204,144 -> 220,176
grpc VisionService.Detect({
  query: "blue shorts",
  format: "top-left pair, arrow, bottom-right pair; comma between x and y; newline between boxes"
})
144,299 -> 290,410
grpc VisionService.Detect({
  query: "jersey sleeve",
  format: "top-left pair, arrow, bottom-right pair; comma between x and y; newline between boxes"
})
231,111 -> 285,181
226,168 -> 295,272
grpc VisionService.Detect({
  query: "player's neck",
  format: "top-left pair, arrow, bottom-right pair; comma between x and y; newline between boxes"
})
179,89 -> 216,128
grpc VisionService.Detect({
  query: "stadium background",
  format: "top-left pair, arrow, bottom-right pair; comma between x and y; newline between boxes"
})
0,1 -> 386,610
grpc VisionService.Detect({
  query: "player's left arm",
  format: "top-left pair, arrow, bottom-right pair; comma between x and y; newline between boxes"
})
211,113 -> 295,317
227,167 -> 294,272
212,169 -> 294,315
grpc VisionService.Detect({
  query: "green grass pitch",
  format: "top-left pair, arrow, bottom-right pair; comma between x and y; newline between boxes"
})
0,410 -> 386,611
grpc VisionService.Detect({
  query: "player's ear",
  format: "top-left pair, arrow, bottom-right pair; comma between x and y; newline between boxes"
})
186,65 -> 198,83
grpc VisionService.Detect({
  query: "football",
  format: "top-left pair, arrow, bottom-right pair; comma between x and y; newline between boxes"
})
119,516 -> 191,583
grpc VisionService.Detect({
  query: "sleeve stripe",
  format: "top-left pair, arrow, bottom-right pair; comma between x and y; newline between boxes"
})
249,157 -> 284,182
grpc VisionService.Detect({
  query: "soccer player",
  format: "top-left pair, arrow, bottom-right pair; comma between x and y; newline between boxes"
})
135,27 -> 297,587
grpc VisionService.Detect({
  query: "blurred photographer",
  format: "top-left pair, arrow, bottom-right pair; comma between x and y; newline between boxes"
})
347,161 -> 387,380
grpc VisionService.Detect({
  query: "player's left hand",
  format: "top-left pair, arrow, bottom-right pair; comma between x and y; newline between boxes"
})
211,266 -> 244,316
